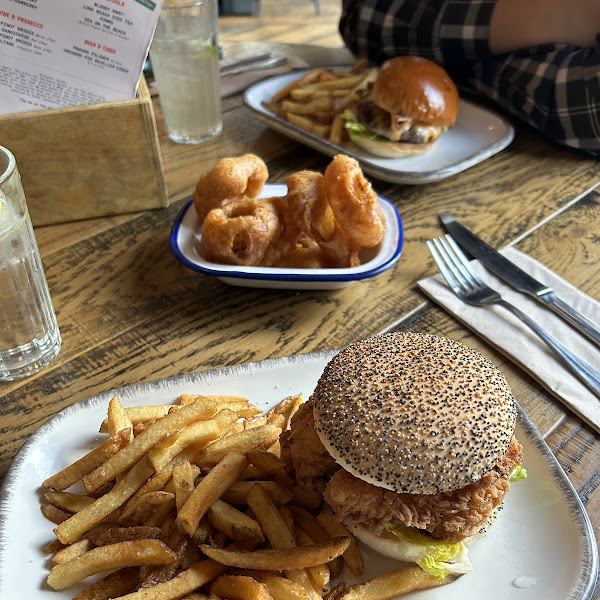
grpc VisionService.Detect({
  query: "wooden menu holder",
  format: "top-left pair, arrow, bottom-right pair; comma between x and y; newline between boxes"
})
0,76 -> 168,226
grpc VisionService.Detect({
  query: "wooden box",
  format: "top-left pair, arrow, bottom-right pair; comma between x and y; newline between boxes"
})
0,76 -> 168,226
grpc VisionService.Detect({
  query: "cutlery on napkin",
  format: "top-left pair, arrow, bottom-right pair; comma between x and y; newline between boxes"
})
440,212 -> 600,347
418,247 -> 600,433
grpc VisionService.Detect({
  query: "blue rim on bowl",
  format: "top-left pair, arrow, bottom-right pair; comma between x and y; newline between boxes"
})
169,186 -> 403,287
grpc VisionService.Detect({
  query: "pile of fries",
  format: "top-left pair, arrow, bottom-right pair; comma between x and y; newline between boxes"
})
40,392 -> 459,600
262,59 -> 378,145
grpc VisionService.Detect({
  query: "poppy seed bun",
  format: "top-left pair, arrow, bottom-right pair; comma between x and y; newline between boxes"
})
312,332 -> 517,495
372,57 -> 459,127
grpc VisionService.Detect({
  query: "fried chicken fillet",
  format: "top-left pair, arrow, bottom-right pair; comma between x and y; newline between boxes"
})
283,399 -> 522,544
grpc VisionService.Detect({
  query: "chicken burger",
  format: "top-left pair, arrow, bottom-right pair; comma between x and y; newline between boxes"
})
282,332 -> 525,577
343,56 -> 459,158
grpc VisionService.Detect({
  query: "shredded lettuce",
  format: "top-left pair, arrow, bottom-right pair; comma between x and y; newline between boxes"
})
384,523 -> 472,579
341,110 -> 391,143
510,465 -> 527,482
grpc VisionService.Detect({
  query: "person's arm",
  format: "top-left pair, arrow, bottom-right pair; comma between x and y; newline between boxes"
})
473,43 -> 600,156
489,0 -> 600,54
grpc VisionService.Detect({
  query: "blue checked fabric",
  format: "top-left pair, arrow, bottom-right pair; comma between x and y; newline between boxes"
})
339,0 -> 600,157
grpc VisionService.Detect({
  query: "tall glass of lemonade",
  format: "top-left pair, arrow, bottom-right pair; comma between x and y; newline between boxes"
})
0,145 -> 61,380
150,0 -> 222,144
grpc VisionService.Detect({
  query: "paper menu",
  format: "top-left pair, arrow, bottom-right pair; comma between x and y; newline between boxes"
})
0,0 -> 163,114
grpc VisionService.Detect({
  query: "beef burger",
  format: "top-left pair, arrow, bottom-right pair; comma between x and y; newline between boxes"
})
343,56 -> 459,158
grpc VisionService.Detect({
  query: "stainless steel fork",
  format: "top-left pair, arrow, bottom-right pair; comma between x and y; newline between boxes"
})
427,235 -> 600,398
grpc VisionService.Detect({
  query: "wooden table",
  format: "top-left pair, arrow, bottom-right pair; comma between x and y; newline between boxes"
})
2,41 -> 599,596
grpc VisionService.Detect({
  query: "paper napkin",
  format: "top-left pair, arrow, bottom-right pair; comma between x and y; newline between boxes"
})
418,247 -> 600,433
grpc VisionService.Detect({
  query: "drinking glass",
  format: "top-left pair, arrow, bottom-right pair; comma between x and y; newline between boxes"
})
150,0 -> 222,144
0,145 -> 61,380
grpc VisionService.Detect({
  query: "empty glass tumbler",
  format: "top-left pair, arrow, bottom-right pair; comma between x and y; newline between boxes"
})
0,145 -> 61,380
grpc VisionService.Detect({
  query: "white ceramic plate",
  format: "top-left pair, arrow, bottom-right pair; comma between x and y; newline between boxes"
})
170,184 -> 403,290
0,350 -> 597,599
244,70 -> 515,185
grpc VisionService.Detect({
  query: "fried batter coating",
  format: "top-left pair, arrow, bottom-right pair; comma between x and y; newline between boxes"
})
193,154 -> 269,223
273,169 -> 361,268
260,190 -> 329,268
322,154 -> 386,248
281,400 -> 339,493
200,196 -> 281,265
323,438 -> 523,543
285,398 -> 523,544
196,154 -> 386,269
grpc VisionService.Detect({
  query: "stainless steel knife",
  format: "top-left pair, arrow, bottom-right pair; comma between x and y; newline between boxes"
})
440,212 -> 600,348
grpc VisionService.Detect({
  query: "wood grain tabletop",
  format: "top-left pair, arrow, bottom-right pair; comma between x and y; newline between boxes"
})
1,40 -> 599,598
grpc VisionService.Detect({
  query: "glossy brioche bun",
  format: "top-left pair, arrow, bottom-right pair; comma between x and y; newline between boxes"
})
312,332 -> 517,495
373,56 -> 459,127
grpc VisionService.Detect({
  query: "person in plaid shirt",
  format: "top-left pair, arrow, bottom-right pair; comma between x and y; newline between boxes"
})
339,0 -> 600,156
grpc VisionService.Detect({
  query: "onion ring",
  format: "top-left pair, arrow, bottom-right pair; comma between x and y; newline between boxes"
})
199,197 -> 281,265
322,154 -> 386,247
265,234 -> 328,268
193,154 -> 269,223
282,170 -> 361,268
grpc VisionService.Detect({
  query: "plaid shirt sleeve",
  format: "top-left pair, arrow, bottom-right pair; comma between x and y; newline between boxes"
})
339,0 -> 600,157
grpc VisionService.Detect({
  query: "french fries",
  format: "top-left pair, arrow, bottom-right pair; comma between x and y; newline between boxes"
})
44,490 -> 96,513
263,62 -> 378,144
71,567 -> 140,600
147,410 -> 236,472
195,423 -> 281,468
83,399 -> 217,493
246,483 -> 322,599
42,427 -> 132,490
221,480 -> 294,506
209,574 -> 273,600
117,490 -> 175,526
107,395 -> 134,440
199,538 -> 350,570
331,566 -> 462,599
316,506 -> 363,577
86,525 -> 161,546
247,571 -> 315,600
208,499 -> 265,542
47,540 -> 176,590
54,459 -> 154,544
39,389 -> 463,599
112,560 -> 228,600
51,538 -> 92,564
176,451 -> 249,536
172,460 -> 201,510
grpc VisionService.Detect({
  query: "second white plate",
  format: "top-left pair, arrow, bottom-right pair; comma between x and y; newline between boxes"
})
244,69 -> 515,185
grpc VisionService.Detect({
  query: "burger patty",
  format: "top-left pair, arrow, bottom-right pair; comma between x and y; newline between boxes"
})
356,100 -> 440,144
323,436 -> 522,543
284,399 -> 523,543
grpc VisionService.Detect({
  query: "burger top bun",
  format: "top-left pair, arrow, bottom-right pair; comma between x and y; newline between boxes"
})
312,332 -> 517,495
372,56 -> 459,127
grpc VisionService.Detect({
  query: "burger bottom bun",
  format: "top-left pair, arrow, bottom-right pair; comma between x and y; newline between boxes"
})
352,137 -> 435,159
349,524 -> 437,563
346,505 -> 503,563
